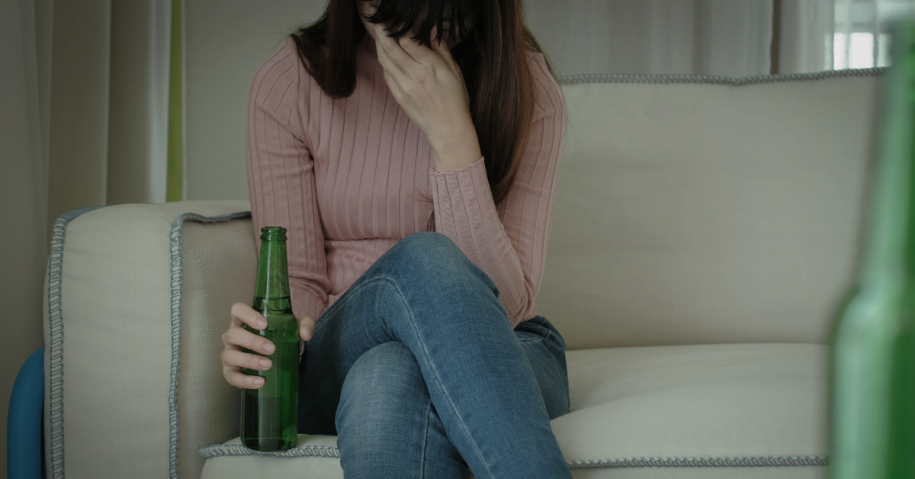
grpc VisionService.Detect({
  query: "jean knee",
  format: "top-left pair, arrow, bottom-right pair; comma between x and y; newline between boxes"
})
388,232 -> 499,296
335,341 -> 427,431
392,232 -> 459,264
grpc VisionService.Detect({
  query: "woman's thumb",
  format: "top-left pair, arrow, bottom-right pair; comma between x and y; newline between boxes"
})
298,315 -> 315,341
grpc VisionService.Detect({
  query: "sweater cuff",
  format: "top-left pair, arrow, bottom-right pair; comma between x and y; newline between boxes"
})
430,155 -> 486,177
428,156 -> 491,220
428,156 -> 494,243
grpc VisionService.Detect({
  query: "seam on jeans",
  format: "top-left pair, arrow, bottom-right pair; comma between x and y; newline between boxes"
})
517,335 -> 546,344
310,278 -> 357,336
313,274 -> 389,343
377,274 -> 498,479
420,399 -> 434,477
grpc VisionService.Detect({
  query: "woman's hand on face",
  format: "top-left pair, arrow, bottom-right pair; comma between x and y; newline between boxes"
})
373,23 -> 475,153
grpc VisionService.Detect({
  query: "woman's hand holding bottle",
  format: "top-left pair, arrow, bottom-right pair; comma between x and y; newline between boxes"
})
221,302 -> 315,389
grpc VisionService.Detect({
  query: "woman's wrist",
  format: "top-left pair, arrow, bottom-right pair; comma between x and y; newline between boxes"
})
430,124 -> 482,173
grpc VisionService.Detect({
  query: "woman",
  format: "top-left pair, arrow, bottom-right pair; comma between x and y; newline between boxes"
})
220,0 -> 569,476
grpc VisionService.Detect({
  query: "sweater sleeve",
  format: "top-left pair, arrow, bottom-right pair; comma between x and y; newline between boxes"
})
428,52 -> 565,329
246,39 -> 331,327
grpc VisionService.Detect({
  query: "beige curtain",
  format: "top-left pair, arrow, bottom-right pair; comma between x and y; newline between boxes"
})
46,0 -> 172,231
1,0 -> 172,467
1,0 -> 55,469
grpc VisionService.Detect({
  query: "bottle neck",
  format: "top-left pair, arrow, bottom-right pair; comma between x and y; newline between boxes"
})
859,21 -> 915,283
255,239 -> 290,301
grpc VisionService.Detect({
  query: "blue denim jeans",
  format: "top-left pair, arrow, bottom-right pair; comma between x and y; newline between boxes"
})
298,232 -> 572,478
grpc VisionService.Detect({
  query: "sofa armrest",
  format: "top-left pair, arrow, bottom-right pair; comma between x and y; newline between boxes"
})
42,200 -> 255,479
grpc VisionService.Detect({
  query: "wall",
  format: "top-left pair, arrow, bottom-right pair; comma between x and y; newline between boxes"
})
184,0 -> 326,201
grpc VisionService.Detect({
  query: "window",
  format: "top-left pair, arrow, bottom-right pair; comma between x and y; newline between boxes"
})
834,0 -> 914,69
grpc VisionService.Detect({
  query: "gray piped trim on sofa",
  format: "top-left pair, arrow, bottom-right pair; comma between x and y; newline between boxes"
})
198,442 -> 827,469
566,456 -> 829,468
169,211 -> 252,478
47,206 -> 103,479
199,443 -> 341,459
557,66 -> 888,86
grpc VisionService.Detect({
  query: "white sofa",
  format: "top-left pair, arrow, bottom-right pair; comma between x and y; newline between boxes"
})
42,67 -> 886,479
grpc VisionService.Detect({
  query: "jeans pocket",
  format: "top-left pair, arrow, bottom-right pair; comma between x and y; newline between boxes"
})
514,316 -> 553,343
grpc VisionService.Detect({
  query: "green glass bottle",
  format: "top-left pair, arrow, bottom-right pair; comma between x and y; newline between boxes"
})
829,19 -> 915,479
240,226 -> 299,451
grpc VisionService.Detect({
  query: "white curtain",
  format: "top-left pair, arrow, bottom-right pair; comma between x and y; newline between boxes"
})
778,0 -> 836,73
1,0 -> 171,467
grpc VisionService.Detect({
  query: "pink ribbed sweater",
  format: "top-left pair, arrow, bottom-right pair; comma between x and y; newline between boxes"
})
246,34 -> 565,330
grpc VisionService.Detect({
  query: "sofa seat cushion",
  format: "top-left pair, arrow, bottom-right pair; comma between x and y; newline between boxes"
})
199,343 -> 828,478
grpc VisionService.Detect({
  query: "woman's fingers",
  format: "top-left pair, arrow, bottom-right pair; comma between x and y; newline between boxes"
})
222,324 -> 275,355
231,302 -> 267,330
398,29 -> 440,65
224,368 -> 266,390
374,23 -> 408,76
430,25 -> 461,77
222,348 -> 272,371
223,306 -> 311,390
222,303 -> 275,390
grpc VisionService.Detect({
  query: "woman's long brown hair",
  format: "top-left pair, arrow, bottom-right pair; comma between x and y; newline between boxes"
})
289,0 -> 559,232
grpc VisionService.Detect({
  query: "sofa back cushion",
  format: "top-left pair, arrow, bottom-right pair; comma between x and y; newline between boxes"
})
538,71 -> 884,349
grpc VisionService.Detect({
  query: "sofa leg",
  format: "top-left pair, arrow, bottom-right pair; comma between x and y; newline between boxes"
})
8,347 -> 45,479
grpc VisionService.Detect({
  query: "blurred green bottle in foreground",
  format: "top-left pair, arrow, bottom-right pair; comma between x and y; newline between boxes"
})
240,226 -> 299,451
829,19 -> 915,479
